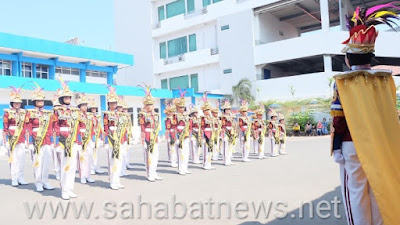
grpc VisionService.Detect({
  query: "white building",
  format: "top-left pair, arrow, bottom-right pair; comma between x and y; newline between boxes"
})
115,0 -> 400,101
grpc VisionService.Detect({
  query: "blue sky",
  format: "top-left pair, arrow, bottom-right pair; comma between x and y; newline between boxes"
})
0,0 -> 114,50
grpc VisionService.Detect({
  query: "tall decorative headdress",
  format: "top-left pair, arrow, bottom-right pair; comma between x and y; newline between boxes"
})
76,93 -> 89,106
106,85 -> 118,103
342,3 -> 400,54
117,96 -> 124,108
201,92 -> 211,111
9,86 -> 23,103
174,88 -> 186,108
221,99 -> 232,110
188,104 -> 199,114
52,89 -> 62,106
268,108 -> 278,118
56,76 -> 73,98
31,82 -> 45,101
255,102 -> 265,115
88,97 -> 97,109
139,84 -> 154,105
239,99 -> 248,112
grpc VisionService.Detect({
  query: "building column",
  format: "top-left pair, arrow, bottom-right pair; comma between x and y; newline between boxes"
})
191,97 -> 195,105
160,99 -> 166,136
11,53 -> 22,77
49,57 -> 58,80
107,66 -> 118,85
320,0 -> 330,32
254,13 -> 261,45
100,95 -> 107,111
80,69 -> 86,82
323,55 -> 332,72
32,63 -> 36,78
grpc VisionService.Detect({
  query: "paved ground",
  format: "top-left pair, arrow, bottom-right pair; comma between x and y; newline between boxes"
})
0,136 -> 345,225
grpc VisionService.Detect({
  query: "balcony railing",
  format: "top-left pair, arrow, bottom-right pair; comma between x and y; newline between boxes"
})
163,55 -> 185,65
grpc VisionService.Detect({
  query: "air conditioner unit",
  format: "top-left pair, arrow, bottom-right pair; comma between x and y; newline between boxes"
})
154,22 -> 161,29
201,7 -> 208,14
163,59 -> 169,65
178,55 -> 184,61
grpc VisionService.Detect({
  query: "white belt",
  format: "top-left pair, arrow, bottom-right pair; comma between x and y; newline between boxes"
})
258,128 -> 263,131
193,128 -> 199,132
60,127 -> 70,132
204,128 -> 212,131
169,129 -> 175,132
109,126 -> 116,131
145,128 -> 153,132
9,126 -> 16,130
80,129 -> 86,133
243,126 -> 248,129
226,127 -> 232,130
177,126 -> 185,130
32,128 -> 39,132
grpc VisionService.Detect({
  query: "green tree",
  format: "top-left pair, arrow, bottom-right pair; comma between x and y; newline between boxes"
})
232,78 -> 255,105
289,85 -> 296,98
287,111 -> 315,133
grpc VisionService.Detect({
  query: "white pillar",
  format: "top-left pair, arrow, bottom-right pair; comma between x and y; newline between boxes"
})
320,0 -> 330,32
253,13 -> 261,45
323,55 -> 332,72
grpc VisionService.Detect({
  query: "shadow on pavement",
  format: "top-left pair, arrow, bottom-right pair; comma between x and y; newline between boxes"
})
239,186 -> 346,225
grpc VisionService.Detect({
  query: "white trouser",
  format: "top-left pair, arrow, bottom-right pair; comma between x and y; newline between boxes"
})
126,143 -> 132,166
177,138 -> 190,173
212,137 -> 220,160
120,142 -> 128,175
60,143 -> 79,194
190,137 -> 201,164
106,144 -> 122,186
240,135 -> 250,160
32,145 -> 52,186
268,135 -> 278,156
90,140 -> 101,173
203,139 -> 212,168
8,143 -> 26,182
279,139 -> 286,154
78,142 -> 93,180
170,140 -> 179,167
253,139 -> 265,158
53,146 -> 62,177
143,144 -> 159,178
340,142 -> 382,225
222,137 -> 233,165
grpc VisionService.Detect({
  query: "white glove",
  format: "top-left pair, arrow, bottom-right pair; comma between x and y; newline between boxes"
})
5,142 -> 10,150
333,150 -> 345,165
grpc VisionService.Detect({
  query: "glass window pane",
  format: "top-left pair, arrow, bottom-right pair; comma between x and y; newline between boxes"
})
189,34 -> 197,52
167,36 -> 187,58
161,79 -> 168,89
169,75 -> 189,90
213,0 -> 223,3
166,0 -> 185,18
221,25 -> 230,31
159,42 -> 166,59
5,69 -> 11,76
158,6 -> 165,21
187,0 -> 195,13
203,0 -> 211,7
71,69 -> 80,75
190,74 -> 199,92
42,73 -> 48,79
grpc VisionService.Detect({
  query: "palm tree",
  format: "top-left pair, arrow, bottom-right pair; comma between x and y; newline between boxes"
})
288,85 -> 296,98
232,78 -> 255,105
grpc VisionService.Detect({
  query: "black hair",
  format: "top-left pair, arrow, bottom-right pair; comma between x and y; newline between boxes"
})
346,53 -> 374,66
59,96 -> 70,106
223,108 -> 231,113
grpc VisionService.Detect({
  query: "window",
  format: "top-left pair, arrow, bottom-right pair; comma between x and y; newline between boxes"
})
168,36 -> 187,58
203,0 -> 211,7
36,65 -> 49,79
170,75 -> 189,90
87,70 -> 107,78
158,6 -> 165,21
22,62 -> 32,78
203,0 -> 223,7
187,0 -> 195,13
166,0 -> 185,18
223,69 -> 232,74
189,34 -> 197,52
56,67 -> 80,76
190,74 -> 199,92
0,60 -> 11,76
161,79 -> 168,89
221,25 -> 230,31
263,69 -> 271,79
160,42 -> 167,59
